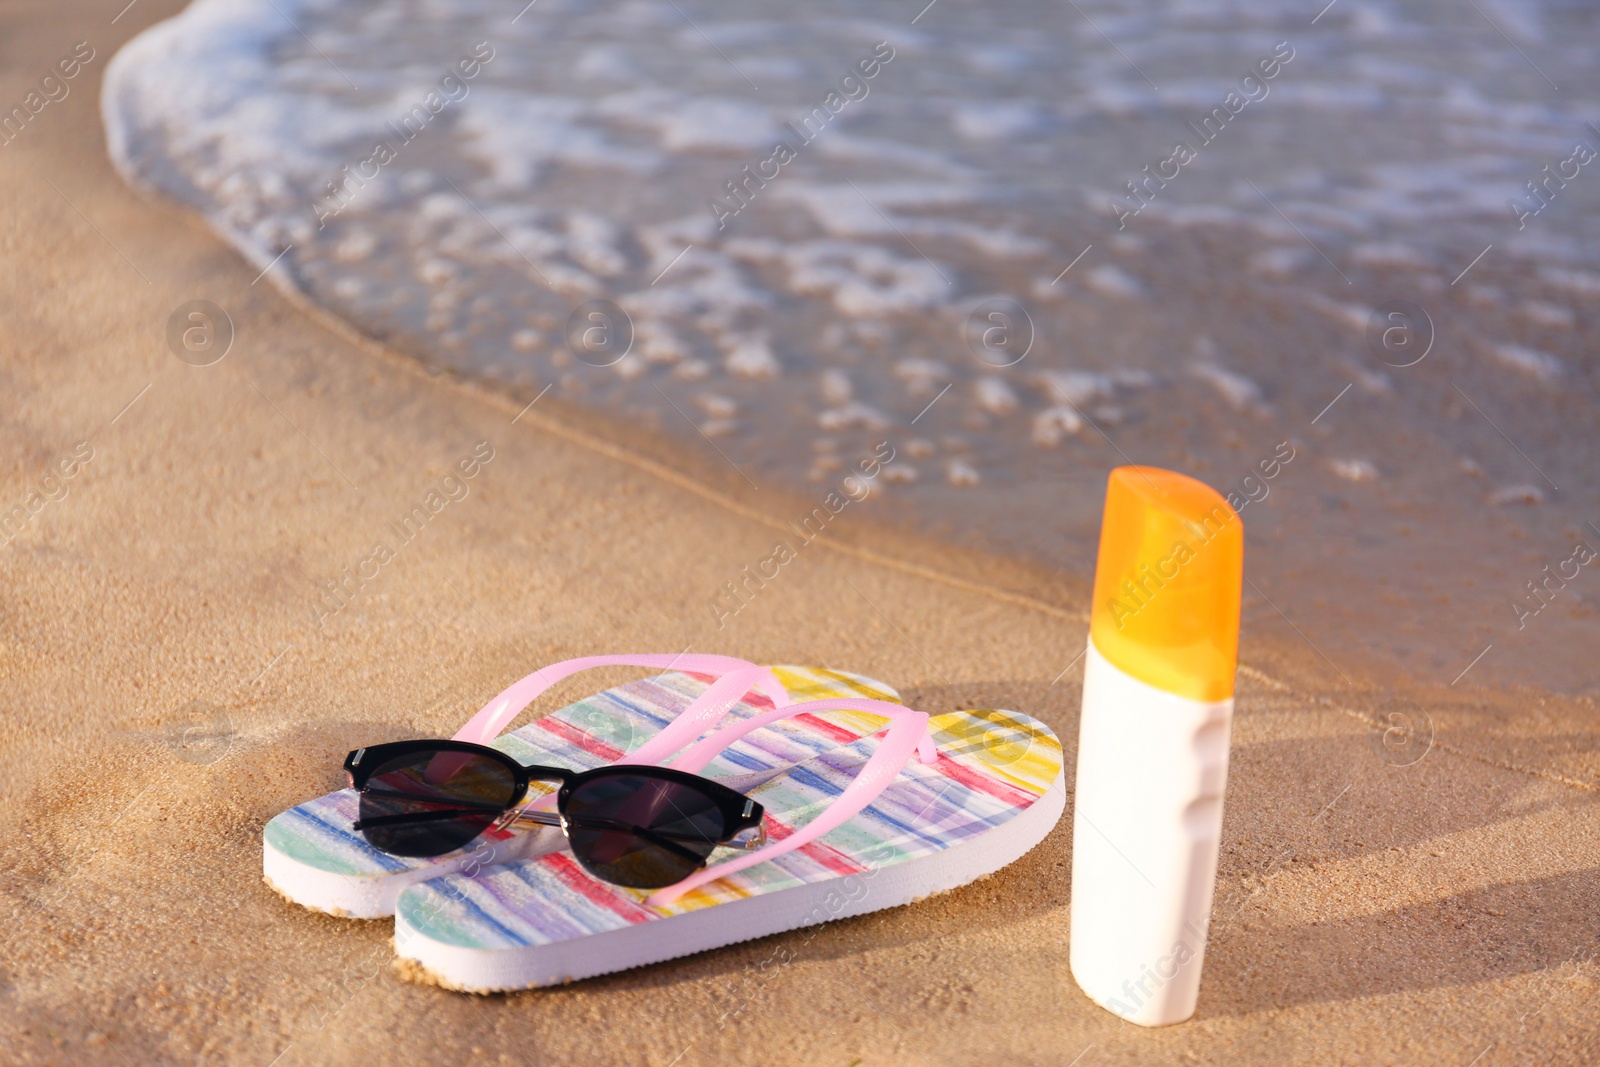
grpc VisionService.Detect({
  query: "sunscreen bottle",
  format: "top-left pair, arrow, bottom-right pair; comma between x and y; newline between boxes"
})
1069,466 -> 1243,1026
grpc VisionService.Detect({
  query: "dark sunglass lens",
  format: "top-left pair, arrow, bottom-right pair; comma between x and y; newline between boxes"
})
356,748 -> 519,857
563,774 -> 727,889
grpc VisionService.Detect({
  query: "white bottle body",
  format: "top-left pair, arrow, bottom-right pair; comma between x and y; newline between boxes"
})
1069,638 -> 1233,1027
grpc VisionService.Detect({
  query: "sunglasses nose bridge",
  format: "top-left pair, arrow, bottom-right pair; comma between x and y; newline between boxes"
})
504,805 -> 565,832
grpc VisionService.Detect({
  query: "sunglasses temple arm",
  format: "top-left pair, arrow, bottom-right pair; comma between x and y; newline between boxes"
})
645,711 -> 930,908
666,697 -> 939,776
355,808 -> 509,830
502,810 -> 731,862
449,655 -> 792,747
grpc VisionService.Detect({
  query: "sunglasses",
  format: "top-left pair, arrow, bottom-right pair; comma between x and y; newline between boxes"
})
343,740 -> 767,890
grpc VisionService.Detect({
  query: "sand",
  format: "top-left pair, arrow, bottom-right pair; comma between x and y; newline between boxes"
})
2,2 -> 1598,1064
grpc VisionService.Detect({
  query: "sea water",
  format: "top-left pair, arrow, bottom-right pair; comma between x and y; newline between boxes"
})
105,0 -> 1600,692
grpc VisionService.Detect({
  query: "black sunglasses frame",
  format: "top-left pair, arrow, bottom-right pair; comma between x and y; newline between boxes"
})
343,739 -> 766,874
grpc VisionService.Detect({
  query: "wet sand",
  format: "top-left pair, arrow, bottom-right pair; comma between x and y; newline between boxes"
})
1,2 -> 1598,1064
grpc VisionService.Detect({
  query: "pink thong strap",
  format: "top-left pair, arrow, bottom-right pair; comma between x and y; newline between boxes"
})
646,697 -> 936,907
451,655 -> 791,756
458,657 -> 789,817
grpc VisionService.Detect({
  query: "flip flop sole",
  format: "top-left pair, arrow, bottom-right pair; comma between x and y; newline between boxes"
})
262,667 -> 897,918
392,709 -> 1064,991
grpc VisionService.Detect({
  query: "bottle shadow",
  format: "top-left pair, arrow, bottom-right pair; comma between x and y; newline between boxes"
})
1201,867 -> 1600,1016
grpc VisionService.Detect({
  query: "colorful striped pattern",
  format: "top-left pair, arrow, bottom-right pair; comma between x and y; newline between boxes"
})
395,708 -> 1064,951
263,667 -> 898,882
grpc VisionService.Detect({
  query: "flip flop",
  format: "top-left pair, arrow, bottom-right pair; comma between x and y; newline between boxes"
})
389,698 -> 1064,992
263,655 -> 899,918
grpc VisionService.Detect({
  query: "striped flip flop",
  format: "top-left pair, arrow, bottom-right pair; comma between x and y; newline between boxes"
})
263,656 -> 899,918
390,702 -> 1064,991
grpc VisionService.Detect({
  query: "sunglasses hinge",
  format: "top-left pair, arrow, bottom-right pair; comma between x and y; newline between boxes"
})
728,823 -> 767,851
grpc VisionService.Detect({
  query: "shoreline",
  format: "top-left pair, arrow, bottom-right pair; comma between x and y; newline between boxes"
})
99,59 -> 1098,647
3,2 -> 1599,1065
96,0 -> 1600,700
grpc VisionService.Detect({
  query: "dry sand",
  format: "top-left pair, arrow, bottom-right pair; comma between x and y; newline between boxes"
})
2,3 -> 1598,1064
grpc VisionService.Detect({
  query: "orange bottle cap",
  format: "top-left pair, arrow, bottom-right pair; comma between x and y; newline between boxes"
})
1089,467 -> 1243,702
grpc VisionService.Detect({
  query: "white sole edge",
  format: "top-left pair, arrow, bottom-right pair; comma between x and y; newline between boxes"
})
263,827 -> 565,920
395,773 -> 1067,993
